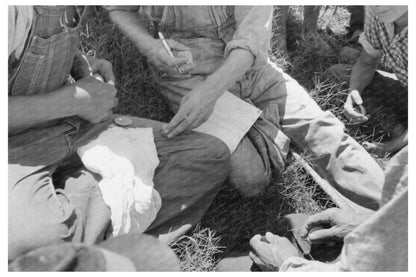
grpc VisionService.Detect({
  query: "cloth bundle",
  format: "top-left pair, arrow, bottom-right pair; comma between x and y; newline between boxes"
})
78,126 -> 161,237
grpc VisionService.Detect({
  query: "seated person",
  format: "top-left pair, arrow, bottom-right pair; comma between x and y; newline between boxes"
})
342,6 -> 408,156
248,146 -> 407,271
108,5 -> 384,212
9,233 -> 181,271
8,5 -> 230,262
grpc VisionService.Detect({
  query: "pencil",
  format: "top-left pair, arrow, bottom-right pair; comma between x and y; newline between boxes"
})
158,32 -> 183,74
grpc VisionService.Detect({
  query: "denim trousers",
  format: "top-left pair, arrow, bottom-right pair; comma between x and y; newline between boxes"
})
8,115 -> 230,261
159,60 -> 384,212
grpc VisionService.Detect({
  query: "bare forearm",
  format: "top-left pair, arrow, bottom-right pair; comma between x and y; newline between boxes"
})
202,49 -> 254,99
349,51 -> 379,93
8,86 -> 78,134
109,10 -> 156,56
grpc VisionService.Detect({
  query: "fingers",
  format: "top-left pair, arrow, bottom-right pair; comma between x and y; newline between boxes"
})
165,56 -> 189,68
167,39 -> 190,51
94,59 -> 116,85
308,228 -> 340,243
265,232 -> 277,243
349,90 -> 363,105
344,91 -> 368,123
249,251 -> 267,270
162,106 -> 191,138
343,103 -> 368,123
178,62 -> 196,74
100,62 -> 116,85
249,234 -> 263,252
299,209 -> 335,239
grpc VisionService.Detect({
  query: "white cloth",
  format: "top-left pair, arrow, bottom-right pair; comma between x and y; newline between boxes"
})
78,126 -> 162,237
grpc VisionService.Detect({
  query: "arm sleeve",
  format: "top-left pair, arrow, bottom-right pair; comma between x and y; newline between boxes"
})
224,6 -> 273,69
8,6 -> 33,59
360,7 -> 383,58
279,257 -> 343,271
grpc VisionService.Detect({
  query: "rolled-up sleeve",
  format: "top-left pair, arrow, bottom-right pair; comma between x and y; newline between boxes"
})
361,7 -> 383,58
224,6 -> 273,68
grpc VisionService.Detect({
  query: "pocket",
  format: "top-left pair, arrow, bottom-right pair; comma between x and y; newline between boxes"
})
177,37 -> 225,75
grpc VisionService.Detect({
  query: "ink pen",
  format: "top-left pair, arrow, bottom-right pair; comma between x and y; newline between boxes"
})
158,32 -> 183,74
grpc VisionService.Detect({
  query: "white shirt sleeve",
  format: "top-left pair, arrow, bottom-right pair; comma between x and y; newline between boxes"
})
8,6 -> 33,59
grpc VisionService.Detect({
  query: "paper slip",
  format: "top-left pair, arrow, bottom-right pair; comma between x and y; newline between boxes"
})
194,91 -> 262,153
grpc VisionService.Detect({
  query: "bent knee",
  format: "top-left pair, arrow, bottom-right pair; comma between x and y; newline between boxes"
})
9,218 -> 71,261
188,133 -> 231,166
229,162 -> 271,198
200,135 -> 230,161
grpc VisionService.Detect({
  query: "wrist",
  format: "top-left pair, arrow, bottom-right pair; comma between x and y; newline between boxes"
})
63,84 -> 85,117
348,88 -> 360,94
139,37 -> 160,58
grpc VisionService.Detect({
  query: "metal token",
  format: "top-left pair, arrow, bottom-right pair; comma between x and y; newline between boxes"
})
114,116 -> 133,127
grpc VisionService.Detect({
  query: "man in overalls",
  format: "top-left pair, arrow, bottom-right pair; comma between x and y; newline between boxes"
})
108,6 -> 384,211
8,6 -> 230,261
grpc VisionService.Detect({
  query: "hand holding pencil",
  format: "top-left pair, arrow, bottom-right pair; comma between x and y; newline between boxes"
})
145,32 -> 195,75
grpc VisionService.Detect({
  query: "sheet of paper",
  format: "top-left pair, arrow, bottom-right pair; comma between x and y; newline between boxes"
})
194,91 -> 262,153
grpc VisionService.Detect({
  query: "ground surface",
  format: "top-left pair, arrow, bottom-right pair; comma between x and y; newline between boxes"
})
80,6 -> 393,271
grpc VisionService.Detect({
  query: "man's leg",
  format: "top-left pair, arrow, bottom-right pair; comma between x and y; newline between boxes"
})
73,116 -> 231,242
273,6 -> 290,52
8,164 -> 79,261
53,164 -> 111,245
303,6 -> 321,35
158,76 -> 271,197
244,61 -> 384,212
228,136 -> 271,197
8,123 -> 110,260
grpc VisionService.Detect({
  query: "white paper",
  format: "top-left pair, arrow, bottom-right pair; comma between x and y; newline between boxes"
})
194,91 -> 262,153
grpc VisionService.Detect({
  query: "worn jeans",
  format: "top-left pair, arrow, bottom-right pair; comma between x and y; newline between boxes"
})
8,115 -> 230,260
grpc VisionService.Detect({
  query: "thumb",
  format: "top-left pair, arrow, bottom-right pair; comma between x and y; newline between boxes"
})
167,39 -> 190,51
349,90 -> 363,105
308,227 -> 339,243
265,232 -> 278,243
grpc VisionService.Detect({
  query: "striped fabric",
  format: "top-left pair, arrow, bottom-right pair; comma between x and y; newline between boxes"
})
364,7 -> 408,87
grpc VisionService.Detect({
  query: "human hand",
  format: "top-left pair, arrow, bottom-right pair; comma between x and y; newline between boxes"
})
249,232 -> 300,271
162,86 -> 217,138
148,39 -> 195,75
72,53 -> 116,85
343,90 -> 369,124
299,208 -> 371,243
74,76 -> 118,123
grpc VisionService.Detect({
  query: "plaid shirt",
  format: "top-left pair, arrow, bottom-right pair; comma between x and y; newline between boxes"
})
363,7 -> 408,87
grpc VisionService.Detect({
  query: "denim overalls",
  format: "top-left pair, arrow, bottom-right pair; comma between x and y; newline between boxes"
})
8,6 -> 98,260
9,6 -> 83,168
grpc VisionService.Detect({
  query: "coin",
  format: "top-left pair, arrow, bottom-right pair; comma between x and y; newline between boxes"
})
114,116 -> 133,126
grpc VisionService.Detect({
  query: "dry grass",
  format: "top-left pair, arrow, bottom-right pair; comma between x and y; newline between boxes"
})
80,6 -> 393,271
